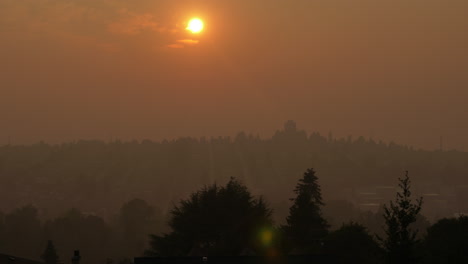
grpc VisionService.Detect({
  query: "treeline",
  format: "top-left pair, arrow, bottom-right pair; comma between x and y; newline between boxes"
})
0,199 -> 165,264
1,121 -> 467,221
144,170 -> 467,263
0,193 -> 429,263
1,171 -> 467,263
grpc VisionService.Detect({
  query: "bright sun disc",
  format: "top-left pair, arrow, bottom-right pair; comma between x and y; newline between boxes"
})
187,18 -> 204,33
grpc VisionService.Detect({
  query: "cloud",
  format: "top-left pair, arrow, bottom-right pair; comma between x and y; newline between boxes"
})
167,43 -> 184,49
0,0 -> 182,52
177,39 -> 199,45
167,39 -> 199,48
108,9 -> 167,35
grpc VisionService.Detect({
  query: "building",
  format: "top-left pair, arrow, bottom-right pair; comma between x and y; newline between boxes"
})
135,255 -> 336,264
0,254 -> 43,264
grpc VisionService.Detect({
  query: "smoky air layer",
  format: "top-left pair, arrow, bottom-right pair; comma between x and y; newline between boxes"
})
0,0 -> 468,150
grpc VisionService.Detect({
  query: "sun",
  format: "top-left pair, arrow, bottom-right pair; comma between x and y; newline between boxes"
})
186,18 -> 204,34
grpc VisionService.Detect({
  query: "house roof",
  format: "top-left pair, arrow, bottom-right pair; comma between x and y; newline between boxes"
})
135,255 -> 336,264
0,254 -> 44,264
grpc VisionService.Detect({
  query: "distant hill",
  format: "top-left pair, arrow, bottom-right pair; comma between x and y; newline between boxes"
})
0,121 -> 467,221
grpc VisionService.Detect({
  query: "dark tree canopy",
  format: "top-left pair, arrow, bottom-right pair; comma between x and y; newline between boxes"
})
0,211 -> 4,251
41,240 -> 59,264
145,178 -> 273,256
284,168 -> 329,253
120,199 -> 162,257
44,208 -> 111,264
423,216 -> 468,263
380,171 -> 423,264
324,222 -> 383,264
3,205 -> 43,259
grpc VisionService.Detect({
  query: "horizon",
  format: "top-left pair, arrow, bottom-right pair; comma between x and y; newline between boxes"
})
1,1 -> 468,262
1,0 -> 468,150
1,121 -> 456,152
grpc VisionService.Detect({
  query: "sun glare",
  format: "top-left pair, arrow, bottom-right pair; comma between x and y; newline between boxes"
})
187,18 -> 204,34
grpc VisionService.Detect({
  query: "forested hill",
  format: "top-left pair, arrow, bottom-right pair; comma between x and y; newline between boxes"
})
1,121 -> 467,221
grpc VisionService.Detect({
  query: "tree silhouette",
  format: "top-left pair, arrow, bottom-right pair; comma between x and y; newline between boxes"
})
145,178 -> 273,256
44,208 -> 110,264
423,216 -> 468,263
3,205 -> 43,259
284,168 -> 329,253
324,222 -> 383,263
0,211 -> 4,252
41,240 -> 59,264
380,171 -> 422,264
120,199 -> 161,257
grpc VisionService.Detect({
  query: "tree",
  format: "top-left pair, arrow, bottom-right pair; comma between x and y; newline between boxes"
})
0,211 -> 5,252
44,209 -> 110,264
3,205 -> 43,259
423,216 -> 468,263
119,199 -> 162,257
380,171 -> 422,264
324,222 -> 383,264
284,168 -> 329,253
41,240 -> 59,264
145,178 -> 273,256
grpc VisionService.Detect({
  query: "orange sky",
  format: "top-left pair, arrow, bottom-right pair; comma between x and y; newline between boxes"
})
1,0 -> 468,150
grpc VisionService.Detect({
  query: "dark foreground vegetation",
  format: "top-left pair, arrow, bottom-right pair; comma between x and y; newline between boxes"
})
1,122 -> 468,263
1,170 -> 467,264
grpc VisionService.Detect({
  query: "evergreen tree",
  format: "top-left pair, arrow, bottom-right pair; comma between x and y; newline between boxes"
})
380,171 -> 422,264
284,168 -> 329,252
41,240 -> 59,264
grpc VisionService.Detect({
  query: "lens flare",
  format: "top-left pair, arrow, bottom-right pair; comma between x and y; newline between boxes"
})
260,229 -> 274,247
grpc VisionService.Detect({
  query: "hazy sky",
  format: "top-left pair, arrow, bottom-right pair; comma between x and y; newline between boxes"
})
1,0 -> 468,150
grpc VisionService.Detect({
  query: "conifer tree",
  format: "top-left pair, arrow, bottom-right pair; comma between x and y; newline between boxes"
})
285,168 -> 329,252
41,240 -> 59,264
380,171 -> 422,264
